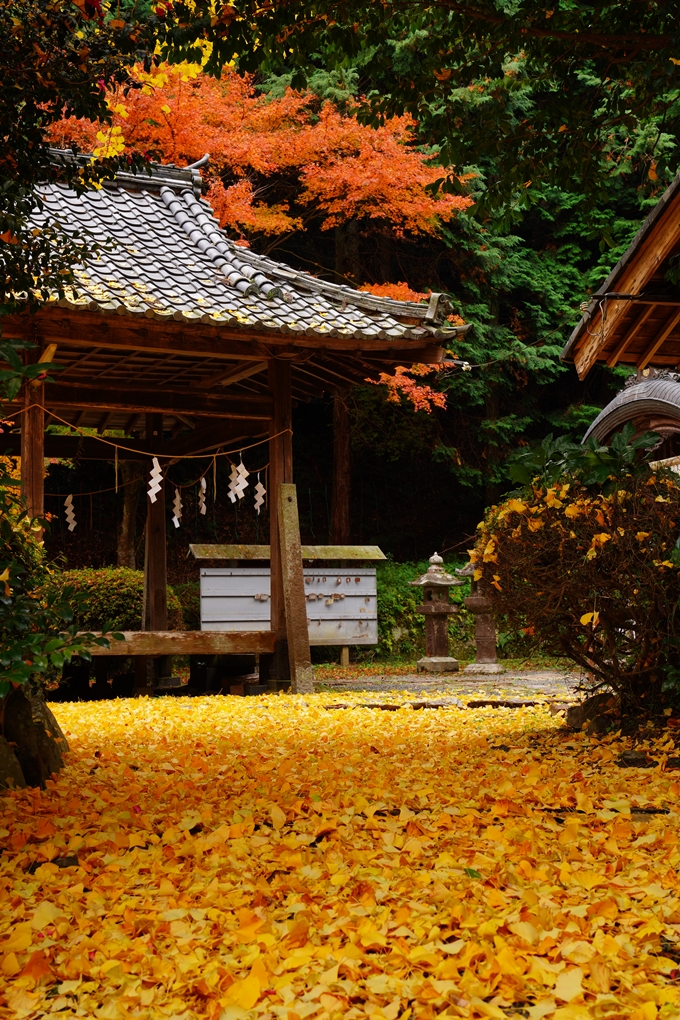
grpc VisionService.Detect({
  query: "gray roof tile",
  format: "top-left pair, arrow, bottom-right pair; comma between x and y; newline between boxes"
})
34,154 -> 467,344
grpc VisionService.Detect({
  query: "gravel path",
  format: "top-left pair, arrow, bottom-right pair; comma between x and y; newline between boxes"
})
314,668 -> 582,702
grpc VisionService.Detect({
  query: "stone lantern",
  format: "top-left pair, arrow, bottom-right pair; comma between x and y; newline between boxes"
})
409,553 -> 462,673
456,562 -> 503,674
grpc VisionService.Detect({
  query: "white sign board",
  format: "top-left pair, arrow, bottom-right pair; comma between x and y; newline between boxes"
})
200,567 -> 377,645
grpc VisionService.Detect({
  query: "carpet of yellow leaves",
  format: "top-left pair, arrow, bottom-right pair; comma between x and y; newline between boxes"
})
1,693 -> 680,1020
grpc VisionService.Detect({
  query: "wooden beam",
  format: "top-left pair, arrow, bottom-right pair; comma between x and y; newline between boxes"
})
190,360 -> 267,390
3,428 -> 271,461
278,483 -> 314,693
606,305 -> 655,367
361,344 -> 446,364
145,414 -> 167,632
38,343 -> 58,364
637,309 -> 680,369
20,380 -> 44,519
2,308 -> 448,357
268,359 -> 293,681
573,191 -> 680,378
43,383 -> 273,420
86,630 -> 276,656
295,362 -> 364,392
189,543 -> 387,560
160,420 -> 268,458
172,414 -> 195,431
3,311 -> 271,362
2,435 -> 150,461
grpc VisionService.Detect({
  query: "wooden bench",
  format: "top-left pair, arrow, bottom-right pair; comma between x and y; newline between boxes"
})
85,630 -> 275,656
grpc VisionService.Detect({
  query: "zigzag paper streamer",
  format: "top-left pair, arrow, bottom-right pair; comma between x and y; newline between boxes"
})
172,488 -> 182,529
64,494 -> 76,532
254,474 -> 266,514
199,476 -> 207,515
228,459 -> 250,503
148,457 -> 163,503
235,461 -> 249,500
227,463 -> 239,504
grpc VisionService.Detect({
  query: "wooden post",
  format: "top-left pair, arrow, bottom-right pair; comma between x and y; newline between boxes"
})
278,483 -> 314,693
267,360 -> 293,680
330,389 -> 351,544
20,381 -> 44,521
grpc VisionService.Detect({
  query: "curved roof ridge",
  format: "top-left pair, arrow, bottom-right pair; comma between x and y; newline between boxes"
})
584,376 -> 680,442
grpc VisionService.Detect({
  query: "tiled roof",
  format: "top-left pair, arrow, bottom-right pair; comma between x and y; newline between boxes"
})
33,155 -> 466,344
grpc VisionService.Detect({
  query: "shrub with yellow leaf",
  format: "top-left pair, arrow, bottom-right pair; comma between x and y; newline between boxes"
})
472,431 -> 680,716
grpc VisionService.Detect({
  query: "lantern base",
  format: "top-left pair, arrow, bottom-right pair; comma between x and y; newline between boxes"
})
416,656 -> 459,673
463,662 -> 505,675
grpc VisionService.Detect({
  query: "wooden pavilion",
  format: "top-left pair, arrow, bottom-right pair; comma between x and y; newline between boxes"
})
2,153 -> 466,690
563,175 -> 680,378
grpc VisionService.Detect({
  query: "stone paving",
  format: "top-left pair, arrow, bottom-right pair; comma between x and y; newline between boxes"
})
313,668 -> 583,703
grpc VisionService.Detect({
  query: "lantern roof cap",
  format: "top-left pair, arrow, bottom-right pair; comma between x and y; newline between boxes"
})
455,561 -> 475,577
409,552 -> 463,588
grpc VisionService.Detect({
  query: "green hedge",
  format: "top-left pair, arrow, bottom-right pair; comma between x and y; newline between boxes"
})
44,568 -> 184,631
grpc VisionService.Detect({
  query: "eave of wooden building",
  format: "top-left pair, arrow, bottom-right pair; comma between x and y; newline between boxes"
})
562,175 -> 680,380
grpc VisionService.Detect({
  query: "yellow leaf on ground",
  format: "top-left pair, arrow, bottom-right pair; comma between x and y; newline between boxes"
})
225,973 -> 261,1009
554,967 -> 584,1002
270,803 -> 286,830
30,902 -> 61,930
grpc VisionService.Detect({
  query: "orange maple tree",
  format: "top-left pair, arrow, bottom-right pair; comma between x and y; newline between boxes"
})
51,65 -> 468,411
50,64 -> 471,244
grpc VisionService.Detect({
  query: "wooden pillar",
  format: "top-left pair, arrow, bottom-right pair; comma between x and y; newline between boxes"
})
278,483 -> 313,693
267,360 -> 293,680
330,389 -> 351,544
20,382 -> 44,520
145,414 -> 168,632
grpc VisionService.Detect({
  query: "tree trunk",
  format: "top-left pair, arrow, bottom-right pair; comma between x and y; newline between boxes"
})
335,219 -> 361,283
117,461 -> 143,568
330,391 -> 352,544
1,689 -> 65,790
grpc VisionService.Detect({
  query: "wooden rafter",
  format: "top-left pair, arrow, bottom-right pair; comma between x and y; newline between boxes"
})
606,305 -> 655,367
190,360 -> 267,390
637,309 -> 680,370
41,383 -> 273,420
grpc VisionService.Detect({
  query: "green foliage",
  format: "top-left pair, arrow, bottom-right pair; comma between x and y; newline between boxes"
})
0,490 -> 100,695
46,568 -> 184,632
507,423 -> 660,491
0,347 -> 114,694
